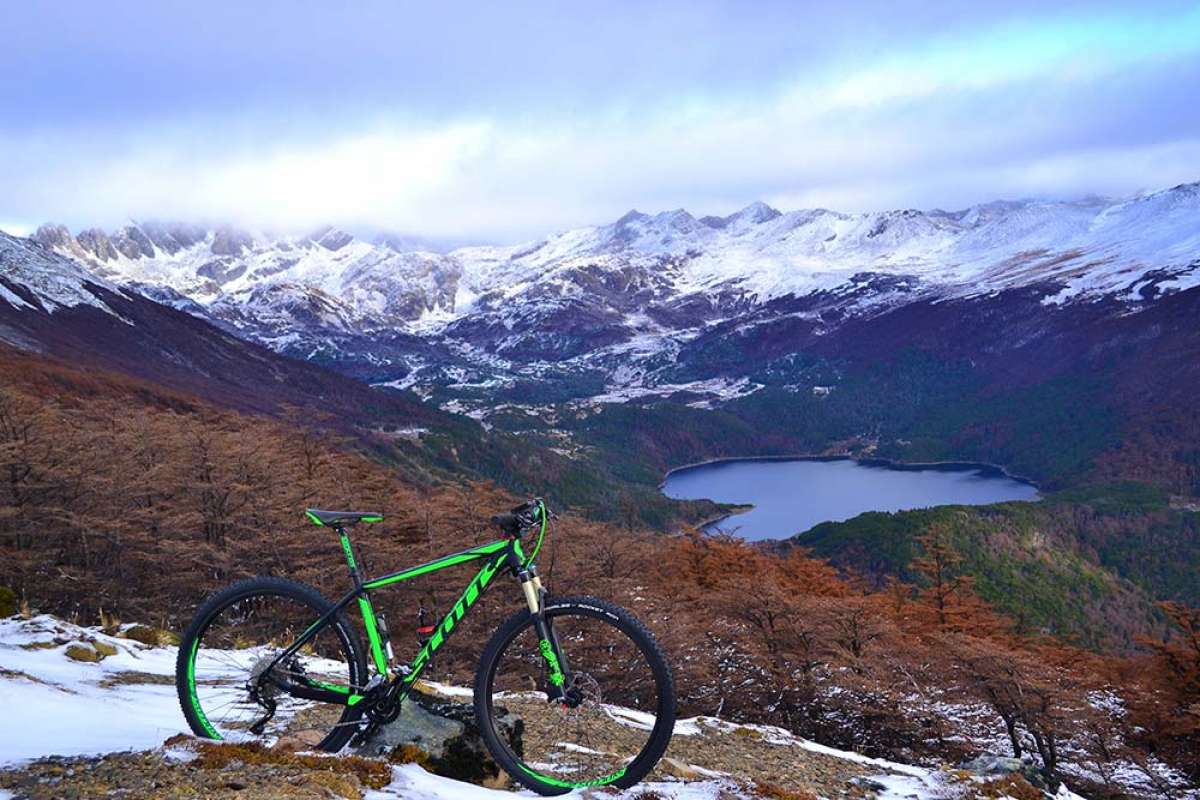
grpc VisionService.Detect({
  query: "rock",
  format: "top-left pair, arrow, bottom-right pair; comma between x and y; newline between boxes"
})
960,755 -> 1025,775
660,756 -> 705,780
64,644 -> 101,663
298,771 -> 363,799
355,685 -> 521,784
122,625 -> 162,646
850,776 -> 889,791
960,754 -> 1047,790
92,640 -> 119,658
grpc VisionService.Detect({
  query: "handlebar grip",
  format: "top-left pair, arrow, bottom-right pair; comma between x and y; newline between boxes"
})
493,499 -> 548,536
491,512 -> 523,536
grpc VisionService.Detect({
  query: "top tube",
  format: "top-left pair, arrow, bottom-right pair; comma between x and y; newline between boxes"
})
362,540 -> 510,590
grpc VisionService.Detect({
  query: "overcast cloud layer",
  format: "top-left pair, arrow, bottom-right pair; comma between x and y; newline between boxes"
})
3,1 -> 1199,240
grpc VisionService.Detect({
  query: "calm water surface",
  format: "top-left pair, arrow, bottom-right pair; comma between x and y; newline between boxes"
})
662,458 -> 1038,541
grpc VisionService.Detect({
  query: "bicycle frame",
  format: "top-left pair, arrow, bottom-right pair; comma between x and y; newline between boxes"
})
254,523 -> 546,710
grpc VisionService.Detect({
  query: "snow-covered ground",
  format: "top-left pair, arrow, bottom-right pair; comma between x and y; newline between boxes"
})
0,614 -> 988,800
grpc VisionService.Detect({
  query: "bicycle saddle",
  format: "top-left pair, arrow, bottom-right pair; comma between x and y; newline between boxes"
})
305,509 -> 384,527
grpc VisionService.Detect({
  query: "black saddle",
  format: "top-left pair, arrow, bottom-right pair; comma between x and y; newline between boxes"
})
304,509 -> 384,527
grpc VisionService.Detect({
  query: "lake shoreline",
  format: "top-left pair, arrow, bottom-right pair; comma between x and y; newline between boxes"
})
660,453 -> 1040,492
687,504 -> 756,533
662,454 -> 1040,540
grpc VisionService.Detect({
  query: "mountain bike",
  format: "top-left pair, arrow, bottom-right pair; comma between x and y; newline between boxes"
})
174,498 -> 675,794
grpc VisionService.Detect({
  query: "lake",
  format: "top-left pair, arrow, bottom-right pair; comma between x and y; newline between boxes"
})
661,457 -> 1039,541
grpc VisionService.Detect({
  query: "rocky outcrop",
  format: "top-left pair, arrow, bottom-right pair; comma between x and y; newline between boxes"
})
308,225 -> 354,252
75,228 -> 120,262
355,683 -> 521,785
112,225 -> 157,259
212,226 -> 253,257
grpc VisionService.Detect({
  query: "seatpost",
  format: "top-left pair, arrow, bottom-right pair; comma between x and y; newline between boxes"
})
336,525 -> 362,588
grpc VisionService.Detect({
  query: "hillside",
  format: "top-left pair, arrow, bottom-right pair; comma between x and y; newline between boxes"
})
25,184 -> 1200,500
0,233 -> 710,523
0,615 -> 1009,800
0,343 -> 1198,795
796,485 -> 1200,651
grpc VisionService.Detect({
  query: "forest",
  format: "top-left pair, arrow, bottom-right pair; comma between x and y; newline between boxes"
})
1,349 -> 1198,799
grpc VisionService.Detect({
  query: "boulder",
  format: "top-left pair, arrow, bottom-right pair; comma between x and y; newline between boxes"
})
960,754 -> 1046,789
64,644 -> 102,663
961,755 -> 1026,775
122,625 -> 162,646
355,684 -> 522,784
92,640 -> 119,658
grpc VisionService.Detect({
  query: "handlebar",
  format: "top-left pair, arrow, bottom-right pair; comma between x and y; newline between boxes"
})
491,498 -> 548,538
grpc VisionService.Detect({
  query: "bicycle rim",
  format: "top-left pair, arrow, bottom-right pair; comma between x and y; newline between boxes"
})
187,591 -> 360,748
483,606 -> 669,789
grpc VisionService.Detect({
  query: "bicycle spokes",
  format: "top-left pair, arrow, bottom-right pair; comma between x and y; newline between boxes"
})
189,593 -> 357,747
488,611 -> 664,787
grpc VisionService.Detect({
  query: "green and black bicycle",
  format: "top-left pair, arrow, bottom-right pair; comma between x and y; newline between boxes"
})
174,498 -> 675,795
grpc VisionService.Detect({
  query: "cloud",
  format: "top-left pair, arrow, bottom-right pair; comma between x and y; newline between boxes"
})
2,4 -> 1198,240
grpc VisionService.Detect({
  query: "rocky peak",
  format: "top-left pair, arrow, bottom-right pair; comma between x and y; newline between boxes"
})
614,210 -> 650,226
75,228 -> 119,262
211,226 -> 253,257
729,201 -> 781,225
137,221 -> 205,256
32,223 -> 74,250
307,225 -> 354,252
111,225 -> 157,259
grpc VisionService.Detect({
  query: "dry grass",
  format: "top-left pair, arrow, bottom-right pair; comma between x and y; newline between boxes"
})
752,780 -> 820,800
186,740 -> 392,790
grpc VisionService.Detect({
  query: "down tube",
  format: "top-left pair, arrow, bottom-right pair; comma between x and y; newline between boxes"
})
398,553 -> 509,692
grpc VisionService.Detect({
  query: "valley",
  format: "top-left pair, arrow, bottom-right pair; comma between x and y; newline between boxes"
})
5,181 -> 1200,651
2,182 -> 1199,797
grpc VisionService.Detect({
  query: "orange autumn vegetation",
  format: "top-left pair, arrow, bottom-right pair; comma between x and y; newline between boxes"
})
0,356 -> 1197,797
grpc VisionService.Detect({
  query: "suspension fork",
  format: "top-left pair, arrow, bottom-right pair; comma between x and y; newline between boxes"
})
519,565 -> 571,701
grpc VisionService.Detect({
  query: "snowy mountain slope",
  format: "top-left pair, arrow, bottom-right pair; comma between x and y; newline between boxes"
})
0,615 -> 966,800
0,234 -> 459,435
447,182 -> 1200,305
0,231 -> 128,318
18,181 -> 1200,414
32,182 -> 1200,329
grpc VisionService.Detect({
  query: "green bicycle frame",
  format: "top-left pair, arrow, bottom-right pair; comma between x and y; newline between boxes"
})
260,540 -> 514,707
238,505 -> 550,711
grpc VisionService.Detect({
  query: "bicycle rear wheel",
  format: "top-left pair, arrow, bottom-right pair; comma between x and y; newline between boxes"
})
175,576 -> 367,752
474,595 -> 675,795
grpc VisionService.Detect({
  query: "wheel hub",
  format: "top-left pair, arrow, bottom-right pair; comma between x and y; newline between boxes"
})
559,671 -> 600,710
248,654 -> 282,701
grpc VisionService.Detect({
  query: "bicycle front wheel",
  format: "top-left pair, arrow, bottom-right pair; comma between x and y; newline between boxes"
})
474,595 -> 675,795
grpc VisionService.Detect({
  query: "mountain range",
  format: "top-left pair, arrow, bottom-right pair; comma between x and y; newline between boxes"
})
25,184 -> 1199,408
4,182 -> 1200,650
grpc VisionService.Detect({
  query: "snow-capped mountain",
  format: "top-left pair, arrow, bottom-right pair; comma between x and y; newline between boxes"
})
34,182 -> 1200,324
0,232 -> 451,432
22,182 -> 1200,412
0,230 -> 128,319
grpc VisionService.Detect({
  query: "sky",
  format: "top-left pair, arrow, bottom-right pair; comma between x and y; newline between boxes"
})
2,1 -> 1199,241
